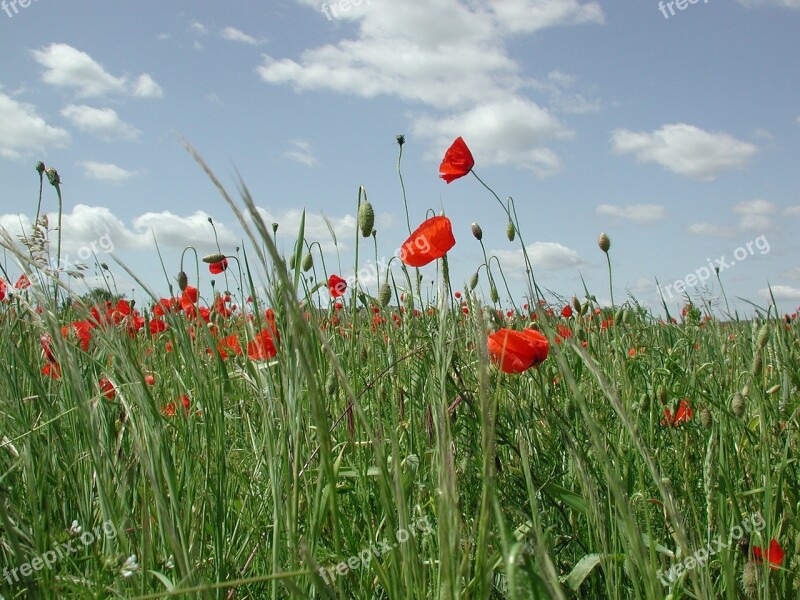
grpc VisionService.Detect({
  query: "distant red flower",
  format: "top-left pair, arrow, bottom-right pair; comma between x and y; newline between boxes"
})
662,399 -> 693,426
149,318 -> 168,334
15,274 -> 30,290
487,328 -> 549,374
209,258 -> 228,274
98,377 -> 116,400
439,137 -> 475,183
144,374 -> 156,386
247,327 -> 278,360
561,305 -> 573,318
752,539 -> 784,569
41,363 -> 61,379
0,278 -> 6,301
161,394 -> 191,417
328,274 -> 347,298
153,297 -> 176,317
399,216 -> 456,267
40,333 -> 57,363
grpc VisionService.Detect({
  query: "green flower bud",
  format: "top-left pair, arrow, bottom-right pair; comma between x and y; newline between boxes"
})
506,221 -> 515,242
357,200 -> 375,238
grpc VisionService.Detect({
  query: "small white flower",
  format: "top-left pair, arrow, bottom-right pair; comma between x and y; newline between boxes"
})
68,520 -> 82,536
165,555 -> 174,569
120,554 -> 139,578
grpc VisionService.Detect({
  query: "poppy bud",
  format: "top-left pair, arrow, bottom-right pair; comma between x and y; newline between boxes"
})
272,223 -> 279,234
396,134 -> 405,146
358,200 -> 375,238
177,271 -> 188,292
202,253 -> 226,264
731,392 -> 745,417
378,282 -> 392,307
301,252 -> 313,272
490,283 -> 499,303
572,296 -> 581,313
469,272 -> 479,290
35,161 -> 45,175
598,232 -> 611,253
699,407 -> 712,428
506,221 -> 515,242
471,222 -> 483,241
45,167 -> 60,187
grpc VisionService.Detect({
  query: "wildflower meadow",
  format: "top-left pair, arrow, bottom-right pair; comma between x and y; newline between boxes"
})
0,136 -> 797,599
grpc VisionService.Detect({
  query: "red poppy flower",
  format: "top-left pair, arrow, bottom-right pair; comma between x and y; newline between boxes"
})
99,377 -> 116,400
15,274 -> 30,290
41,362 -> 61,379
0,278 -> 6,301
161,394 -> 191,417
752,539 -> 784,569
328,274 -> 347,298
144,374 -> 156,386
561,305 -> 573,318
487,328 -> 549,374
217,333 -> 242,359
149,318 -> 168,334
247,327 -> 278,360
439,137 -> 475,183
662,399 -> 693,426
399,216 -> 456,267
209,258 -> 228,274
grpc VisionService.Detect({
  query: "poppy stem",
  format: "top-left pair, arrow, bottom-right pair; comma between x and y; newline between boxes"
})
397,139 -> 412,236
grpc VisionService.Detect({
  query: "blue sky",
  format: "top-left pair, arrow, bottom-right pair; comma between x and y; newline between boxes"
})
1,0 -> 798,315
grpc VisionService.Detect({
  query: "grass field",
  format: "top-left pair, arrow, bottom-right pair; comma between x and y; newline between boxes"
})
0,140 -> 797,599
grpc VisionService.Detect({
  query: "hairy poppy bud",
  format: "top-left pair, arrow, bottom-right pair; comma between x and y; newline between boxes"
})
506,221 -> 515,242
177,271 -> 188,291
396,134 -> 405,146
272,222 -> 279,234
471,222 -> 483,241
202,253 -> 226,264
572,296 -> 581,313
490,283 -> 499,303
358,200 -> 375,238
35,161 -> 45,175
598,232 -> 611,253
378,282 -> 392,307
45,167 -> 60,187
469,272 -> 479,291
301,252 -> 313,272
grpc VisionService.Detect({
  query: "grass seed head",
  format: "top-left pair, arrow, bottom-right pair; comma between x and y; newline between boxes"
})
756,323 -> 770,349
731,392 -> 746,418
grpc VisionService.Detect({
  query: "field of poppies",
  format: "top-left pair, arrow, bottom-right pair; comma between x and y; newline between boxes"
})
0,138 -> 798,599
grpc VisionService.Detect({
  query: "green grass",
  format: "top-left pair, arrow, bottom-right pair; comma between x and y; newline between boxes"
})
0,144 -> 798,599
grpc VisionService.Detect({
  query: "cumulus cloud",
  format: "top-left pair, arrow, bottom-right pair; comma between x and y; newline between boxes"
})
78,161 -> 142,183
595,204 -> 665,223
491,241 -> 584,277
736,0 -> 800,8
687,223 -> 738,238
0,93 -> 70,158
733,199 -> 777,231
759,285 -> 800,301
221,27 -> 265,45
259,0 -> 604,174
32,43 -> 163,99
610,123 -> 758,180
61,105 -> 140,141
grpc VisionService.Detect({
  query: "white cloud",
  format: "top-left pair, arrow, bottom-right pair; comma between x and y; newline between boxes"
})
32,43 -> 163,99
687,223 -> 737,238
259,1 -> 603,172
733,199 -> 777,232
759,285 -> 800,301
595,204 -> 665,223
78,161 -> 141,183
283,140 -> 317,167
784,205 -> 800,216
610,123 -> 758,180
221,27 -> 265,45
61,105 -> 140,141
782,267 -> 800,281
413,97 -> 572,176
736,0 -> 800,8
133,74 -> 164,98
0,94 -> 70,158
491,241 -> 584,276
190,20 -> 208,35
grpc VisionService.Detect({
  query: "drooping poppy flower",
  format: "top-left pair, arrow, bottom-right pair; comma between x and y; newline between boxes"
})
99,377 -> 116,400
328,274 -> 347,298
661,399 -> 693,426
399,216 -> 456,267
209,259 -> 228,275
487,328 -> 549,374
439,137 -> 475,183
752,539 -> 784,569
